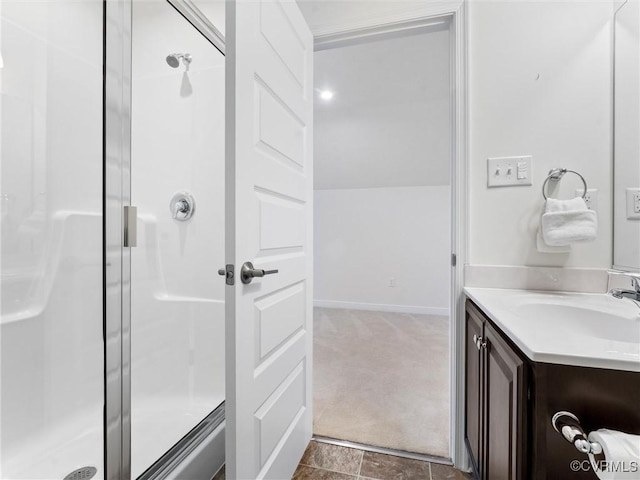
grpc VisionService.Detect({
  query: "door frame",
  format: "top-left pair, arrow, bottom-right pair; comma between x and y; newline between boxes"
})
167,0 -> 226,54
311,3 -> 469,470
104,1 -> 132,479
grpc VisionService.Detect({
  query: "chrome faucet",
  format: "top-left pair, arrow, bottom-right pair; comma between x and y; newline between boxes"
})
170,191 -> 195,221
173,199 -> 189,219
609,275 -> 640,311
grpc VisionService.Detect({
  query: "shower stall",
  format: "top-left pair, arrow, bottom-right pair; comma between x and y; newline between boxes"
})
1,1 -> 226,478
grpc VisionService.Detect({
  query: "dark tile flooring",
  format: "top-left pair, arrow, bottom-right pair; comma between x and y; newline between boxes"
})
212,440 -> 473,479
294,441 -> 473,480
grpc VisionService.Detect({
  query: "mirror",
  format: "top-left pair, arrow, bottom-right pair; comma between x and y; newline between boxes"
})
613,0 -> 640,272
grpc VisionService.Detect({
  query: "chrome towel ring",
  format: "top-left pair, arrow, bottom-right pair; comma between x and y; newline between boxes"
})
542,168 -> 587,200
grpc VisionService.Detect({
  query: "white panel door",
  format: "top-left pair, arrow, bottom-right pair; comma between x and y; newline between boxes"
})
225,0 -> 313,478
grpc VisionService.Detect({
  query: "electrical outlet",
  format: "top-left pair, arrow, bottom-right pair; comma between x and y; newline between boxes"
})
626,188 -> 640,219
577,188 -> 598,211
388,277 -> 396,287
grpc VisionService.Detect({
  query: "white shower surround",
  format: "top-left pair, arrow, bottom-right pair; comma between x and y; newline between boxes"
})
0,1 -> 226,478
1,1 -> 104,478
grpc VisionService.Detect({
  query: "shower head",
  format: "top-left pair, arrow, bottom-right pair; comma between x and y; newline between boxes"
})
166,54 -> 180,68
166,53 -> 192,69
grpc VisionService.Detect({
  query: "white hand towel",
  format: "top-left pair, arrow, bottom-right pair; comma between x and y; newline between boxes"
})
541,197 -> 598,246
536,227 -> 571,253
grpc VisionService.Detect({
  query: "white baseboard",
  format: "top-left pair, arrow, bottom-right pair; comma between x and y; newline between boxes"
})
313,300 -> 450,316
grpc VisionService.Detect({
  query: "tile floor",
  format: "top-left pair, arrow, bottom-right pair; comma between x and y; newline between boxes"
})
211,441 -> 472,479
293,441 -> 473,480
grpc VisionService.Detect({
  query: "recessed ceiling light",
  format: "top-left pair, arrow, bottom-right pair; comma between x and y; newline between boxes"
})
320,90 -> 334,100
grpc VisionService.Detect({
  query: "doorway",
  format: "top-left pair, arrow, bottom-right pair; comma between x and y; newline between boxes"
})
312,19 -> 454,460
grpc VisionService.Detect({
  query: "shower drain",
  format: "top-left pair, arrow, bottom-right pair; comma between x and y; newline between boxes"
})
63,466 -> 97,480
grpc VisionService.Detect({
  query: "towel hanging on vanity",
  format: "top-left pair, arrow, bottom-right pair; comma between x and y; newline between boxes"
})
540,196 -> 598,246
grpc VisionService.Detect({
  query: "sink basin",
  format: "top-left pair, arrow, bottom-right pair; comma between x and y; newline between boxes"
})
514,303 -> 639,344
465,288 -> 640,372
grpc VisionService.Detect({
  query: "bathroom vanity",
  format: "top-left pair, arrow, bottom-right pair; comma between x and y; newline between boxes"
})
464,289 -> 640,480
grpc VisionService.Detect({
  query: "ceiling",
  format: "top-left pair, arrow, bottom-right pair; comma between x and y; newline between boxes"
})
313,26 -> 452,190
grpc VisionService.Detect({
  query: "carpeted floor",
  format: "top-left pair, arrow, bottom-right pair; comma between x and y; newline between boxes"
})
313,308 -> 450,458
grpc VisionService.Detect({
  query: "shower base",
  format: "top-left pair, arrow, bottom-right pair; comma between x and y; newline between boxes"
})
1,396 -> 224,480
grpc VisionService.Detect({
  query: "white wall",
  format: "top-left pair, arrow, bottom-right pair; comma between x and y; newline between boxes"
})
613,0 -> 640,270
314,27 -> 451,189
313,25 -> 451,314
468,0 -> 613,269
315,186 -> 451,315
301,1 -> 616,276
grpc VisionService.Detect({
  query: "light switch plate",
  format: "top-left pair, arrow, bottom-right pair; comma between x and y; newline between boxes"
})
487,156 -> 533,187
627,188 -> 640,219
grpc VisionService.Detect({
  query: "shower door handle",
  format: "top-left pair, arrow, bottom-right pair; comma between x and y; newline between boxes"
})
124,206 -> 137,247
240,262 -> 278,284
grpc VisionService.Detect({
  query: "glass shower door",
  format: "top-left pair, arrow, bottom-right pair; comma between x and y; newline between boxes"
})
130,2 -> 225,477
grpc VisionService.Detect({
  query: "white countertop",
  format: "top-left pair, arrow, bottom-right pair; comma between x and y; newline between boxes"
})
464,287 -> 640,372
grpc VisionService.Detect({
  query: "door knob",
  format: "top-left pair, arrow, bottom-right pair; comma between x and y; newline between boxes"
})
240,262 -> 278,284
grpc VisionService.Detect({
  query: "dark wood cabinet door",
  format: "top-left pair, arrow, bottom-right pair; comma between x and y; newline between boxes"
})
483,321 -> 524,480
465,302 -> 484,475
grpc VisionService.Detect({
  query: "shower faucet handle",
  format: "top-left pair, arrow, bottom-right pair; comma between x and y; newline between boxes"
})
173,199 -> 189,218
170,191 -> 195,221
